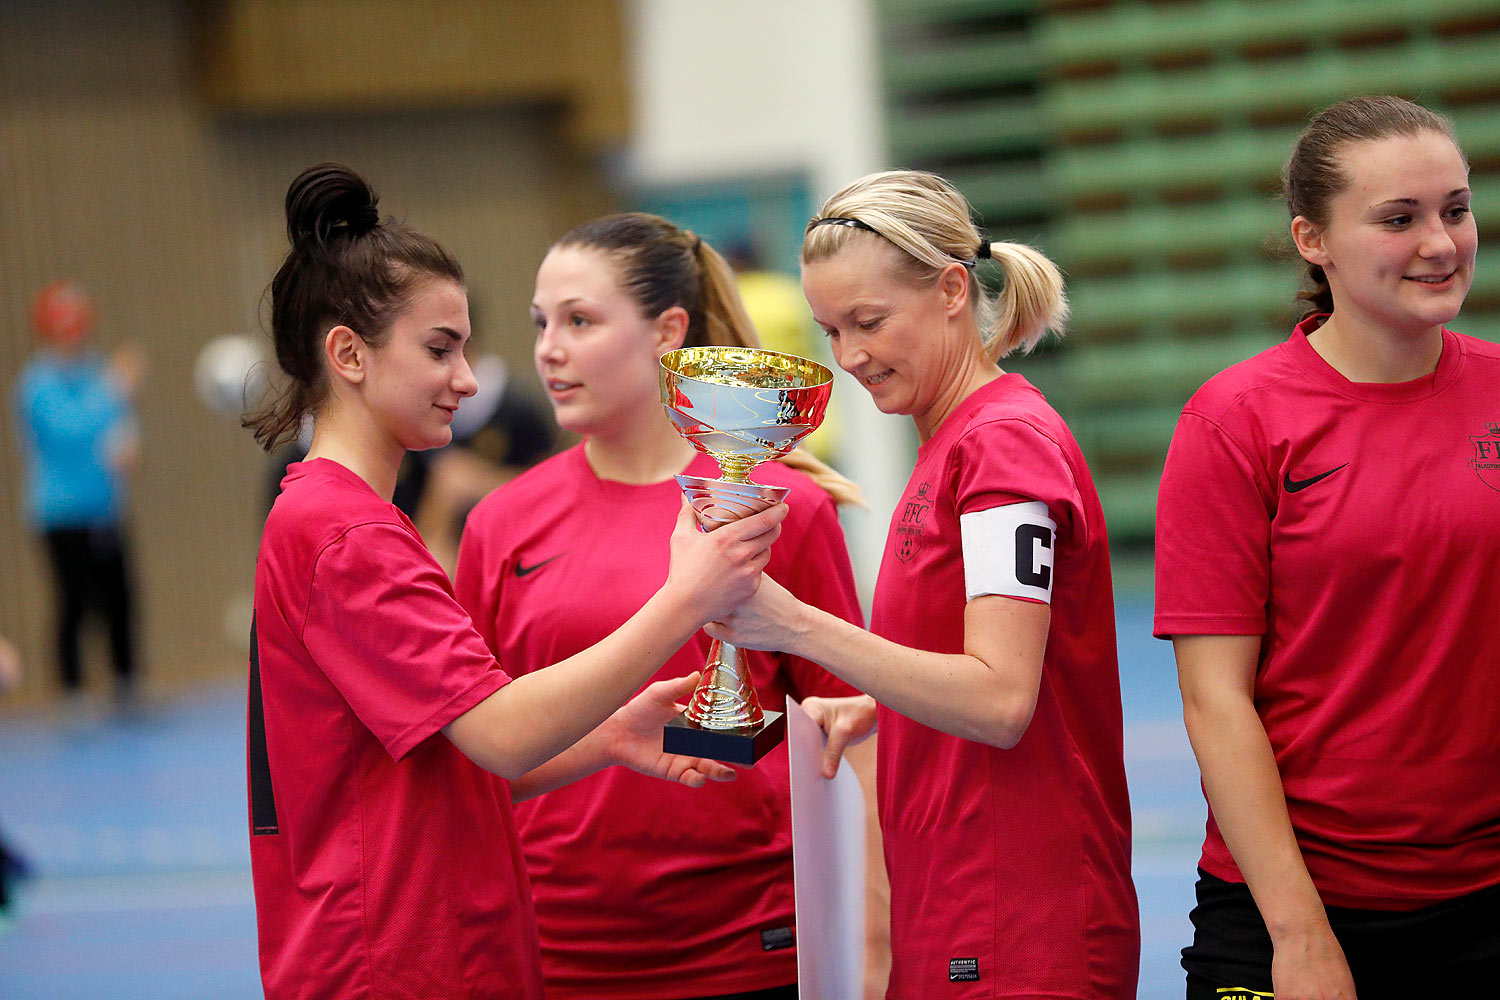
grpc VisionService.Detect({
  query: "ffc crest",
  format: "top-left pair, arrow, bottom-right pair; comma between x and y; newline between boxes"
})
1471,420 -> 1500,492
895,482 -> 934,563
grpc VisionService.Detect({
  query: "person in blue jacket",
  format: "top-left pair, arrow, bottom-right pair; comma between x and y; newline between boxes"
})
14,280 -> 143,700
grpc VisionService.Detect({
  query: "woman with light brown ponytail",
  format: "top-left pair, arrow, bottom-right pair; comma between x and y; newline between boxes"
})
1156,96 -> 1500,999
454,212 -> 874,1000
712,170 -> 1140,998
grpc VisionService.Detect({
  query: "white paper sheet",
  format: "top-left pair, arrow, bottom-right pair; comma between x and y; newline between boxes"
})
786,696 -> 866,1000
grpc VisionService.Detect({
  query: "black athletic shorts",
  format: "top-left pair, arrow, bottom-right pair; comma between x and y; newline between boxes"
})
1182,868 -> 1500,999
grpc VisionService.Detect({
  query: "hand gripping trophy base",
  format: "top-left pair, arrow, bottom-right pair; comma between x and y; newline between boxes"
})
662,474 -> 788,766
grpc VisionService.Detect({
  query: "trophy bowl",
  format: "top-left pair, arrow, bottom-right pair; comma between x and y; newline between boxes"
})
660,346 -> 834,764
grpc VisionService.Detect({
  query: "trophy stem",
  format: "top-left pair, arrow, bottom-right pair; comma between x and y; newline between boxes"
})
716,455 -> 756,483
685,639 -> 765,730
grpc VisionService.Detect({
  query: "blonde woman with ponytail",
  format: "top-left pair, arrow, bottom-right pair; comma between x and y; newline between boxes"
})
714,170 -> 1140,998
454,212 -> 872,1000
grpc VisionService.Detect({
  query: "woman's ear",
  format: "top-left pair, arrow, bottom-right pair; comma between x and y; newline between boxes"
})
939,262 -> 971,318
653,305 -> 690,353
324,326 -> 366,385
1291,216 -> 1330,267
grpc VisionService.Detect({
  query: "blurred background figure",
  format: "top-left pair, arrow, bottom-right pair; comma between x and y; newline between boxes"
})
12,281 -> 144,705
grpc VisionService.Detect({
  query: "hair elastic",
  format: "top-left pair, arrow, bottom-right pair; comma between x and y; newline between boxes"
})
975,236 -> 992,260
350,204 -> 380,232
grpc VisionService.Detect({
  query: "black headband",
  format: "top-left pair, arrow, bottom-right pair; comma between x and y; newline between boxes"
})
810,216 -> 992,268
807,216 -> 880,235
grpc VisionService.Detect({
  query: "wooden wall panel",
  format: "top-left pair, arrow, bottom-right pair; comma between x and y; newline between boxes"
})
201,0 -> 630,149
0,0 -> 613,704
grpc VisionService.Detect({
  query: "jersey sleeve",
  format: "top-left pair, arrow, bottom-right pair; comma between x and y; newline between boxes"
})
949,416 -> 1082,608
453,508 -> 503,659
304,521 -> 511,760
951,417 -> 1084,538
767,488 -> 863,700
1153,409 -> 1272,638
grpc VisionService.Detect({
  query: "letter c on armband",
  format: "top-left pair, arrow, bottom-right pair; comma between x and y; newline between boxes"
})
960,501 -> 1057,603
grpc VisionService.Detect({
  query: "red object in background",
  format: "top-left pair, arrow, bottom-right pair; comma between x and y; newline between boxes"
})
31,280 -> 96,346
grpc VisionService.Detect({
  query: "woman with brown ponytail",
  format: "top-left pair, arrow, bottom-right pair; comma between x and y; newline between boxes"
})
453,213 -> 871,1000
246,169 -> 786,1000
712,170 -> 1140,998
1155,96 -> 1500,998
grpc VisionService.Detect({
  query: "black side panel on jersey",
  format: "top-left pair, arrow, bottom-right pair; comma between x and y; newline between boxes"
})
247,613 -> 279,835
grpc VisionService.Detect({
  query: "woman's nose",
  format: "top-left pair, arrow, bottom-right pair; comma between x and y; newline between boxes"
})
454,354 -> 478,397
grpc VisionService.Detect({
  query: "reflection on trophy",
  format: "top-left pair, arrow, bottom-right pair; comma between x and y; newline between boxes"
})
660,345 -> 834,765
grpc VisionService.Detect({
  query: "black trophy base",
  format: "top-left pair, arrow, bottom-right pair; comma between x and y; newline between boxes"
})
663,710 -> 786,766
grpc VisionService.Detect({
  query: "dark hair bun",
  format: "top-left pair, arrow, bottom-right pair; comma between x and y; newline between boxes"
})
284,162 -> 381,252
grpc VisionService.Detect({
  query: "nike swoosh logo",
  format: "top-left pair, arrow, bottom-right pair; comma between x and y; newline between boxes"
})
515,553 -> 565,577
1283,463 -> 1348,493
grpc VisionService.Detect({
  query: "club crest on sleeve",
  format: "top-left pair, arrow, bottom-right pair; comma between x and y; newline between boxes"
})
1471,421 -> 1500,492
895,482 -> 934,563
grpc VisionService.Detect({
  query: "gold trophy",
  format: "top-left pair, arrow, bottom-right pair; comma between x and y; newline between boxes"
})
660,345 -> 834,765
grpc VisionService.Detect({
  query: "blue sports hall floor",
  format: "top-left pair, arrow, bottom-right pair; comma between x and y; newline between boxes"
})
0,595 -> 1203,999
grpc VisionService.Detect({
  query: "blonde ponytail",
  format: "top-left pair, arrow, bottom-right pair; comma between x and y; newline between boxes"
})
983,241 -> 1068,362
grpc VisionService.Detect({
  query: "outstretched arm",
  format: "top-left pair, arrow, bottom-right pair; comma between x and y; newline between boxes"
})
445,501 -> 785,779
712,579 -> 1047,749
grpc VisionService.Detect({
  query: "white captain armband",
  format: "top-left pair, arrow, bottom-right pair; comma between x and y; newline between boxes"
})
960,501 -> 1057,603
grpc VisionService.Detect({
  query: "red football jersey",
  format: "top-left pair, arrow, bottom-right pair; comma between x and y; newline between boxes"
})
454,446 -> 862,999
871,375 -> 1139,999
250,458 -> 543,999
1155,319 -> 1500,909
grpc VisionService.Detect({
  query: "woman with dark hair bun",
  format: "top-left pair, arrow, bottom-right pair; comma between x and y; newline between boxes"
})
246,165 -> 787,1000
1156,96 -> 1500,998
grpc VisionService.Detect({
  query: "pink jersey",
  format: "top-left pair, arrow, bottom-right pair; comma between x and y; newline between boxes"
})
455,446 -> 862,999
249,458 -> 542,1000
1155,319 -> 1500,909
871,375 -> 1138,999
